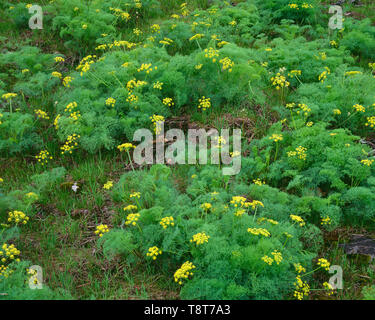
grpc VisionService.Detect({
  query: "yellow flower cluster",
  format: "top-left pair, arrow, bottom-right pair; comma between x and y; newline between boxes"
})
163,97 -> 174,107
333,109 -> 341,115
234,209 -> 246,217
229,20 -> 237,26
110,7 -> 131,21
34,109 -> 50,120
321,216 -> 331,225
60,134 -> 80,155
345,71 -> 362,77
218,41 -> 229,48
270,73 -> 290,90
230,196 -> 247,208
296,103 -> 311,116
189,33 -> 204,41
219,57 -> 234,72
147,246 -> 162,260
126,79 -> 147,92
0,243 -> 21,263
294,263 -> 306,274
288,3 -> 299,9
174,261 -> 195,285
319,52 -> 327,60
137,63 -> 156,74
269,133 -> 283,142
159,36 -> 174,46
69,111 -> 81,121
65,101 -> 77,113
103,181 -> 113,190
2,93 -> 17,100
62,76 -> 73,87
317,258 -> 330,271
160,216 -> 175,229
245,200 -> 264,210
8,211 -> 29,225
257,217 -> 278,225
287,146 -> 307,160
201,203 -> 212,211
153,81 -> 163,90
302,3 -> 314,8
95,44 -> 107,51
353,104 -> 365,113
150,114 -> 165,134
180,3 -> 189,16
35,150 -> 53,165
52,71 -> 62,79
261,255 -> 274,265
0,265 -> 13,279
318,67 -> 330,83
294,275 -> 310,300
134,0 -> 142,9
150,24 -> 161,33
105,97 -> 116,107
204,47 -> 219,63
76,55 -> 96,76
288,70 -> 301,78
330,40 -> 338,47
133,28 -> 142,36
361,159 -> 374,166
365,116 -> 375,129
248,227 -> 271,237
198,96 -> 211,111
323,282 -> 334,296
286,103 -> 295,109
126,92 -> 138,104
190,232 -> 210,245
26,192 -> 38,200
54,114 -> 61,130
95,224 -> 109,237
290,214 -> 305,227
117,143 -> 135,152
213,136 -> 226,148
271,250 -> 282,264
54,56 -> 65,63
27,268 -> 40,285
230,151 -> 241,158
130,192 -> 141,199
112,40 -> 136,49
125,213 -> 140,226
124,205 -> 137,212
96,41 -> 136,51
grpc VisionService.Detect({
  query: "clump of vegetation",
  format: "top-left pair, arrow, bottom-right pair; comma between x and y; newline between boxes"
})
1,0 -> 375,300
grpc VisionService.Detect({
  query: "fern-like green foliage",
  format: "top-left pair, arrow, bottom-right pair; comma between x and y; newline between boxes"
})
99,165 -> 319,299
0,261 -> 72,300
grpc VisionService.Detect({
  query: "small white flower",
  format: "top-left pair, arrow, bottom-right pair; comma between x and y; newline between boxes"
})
72,182 -> 79,193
